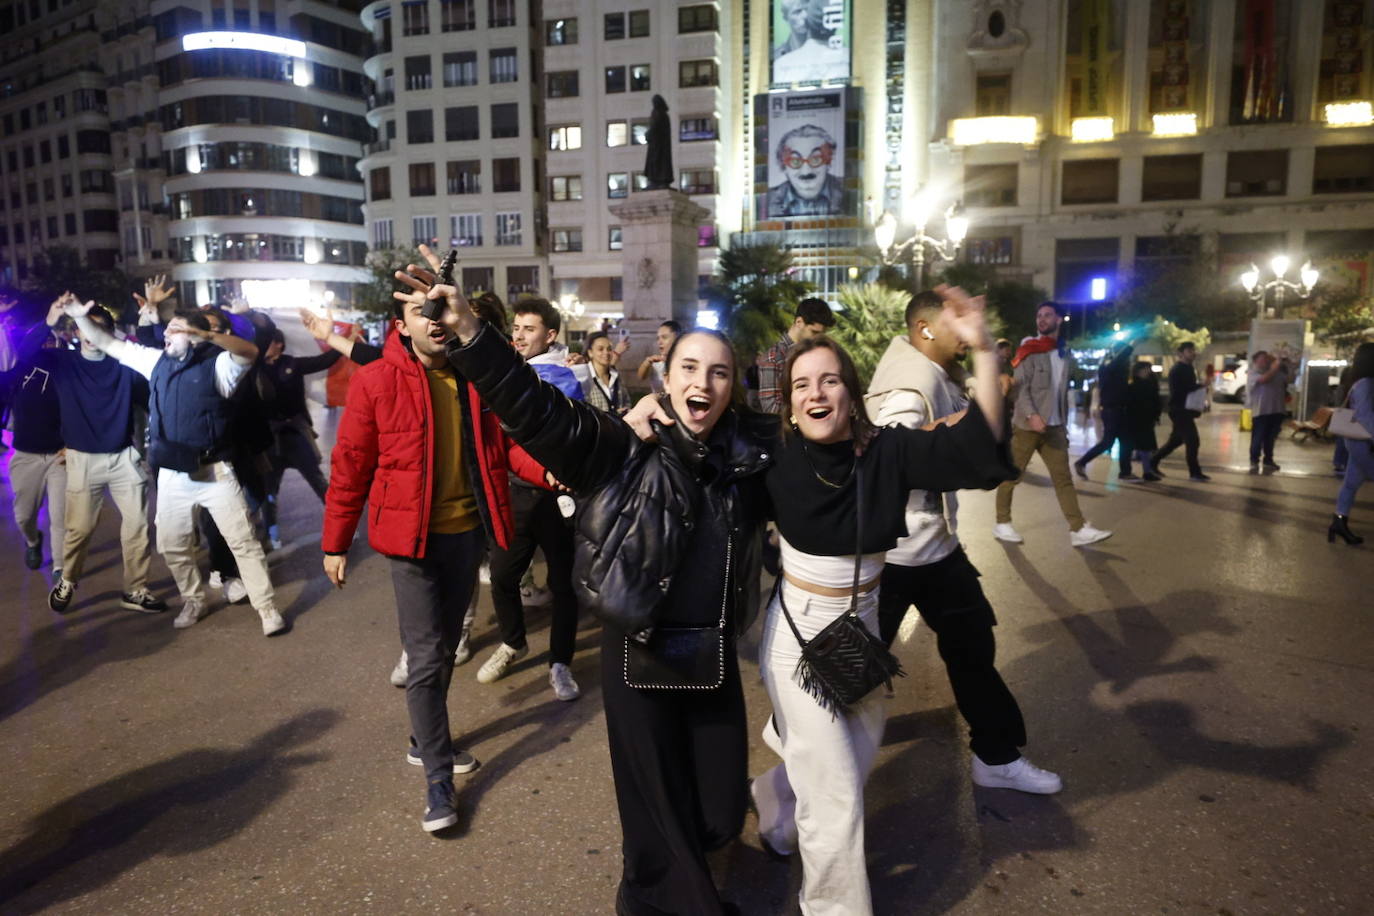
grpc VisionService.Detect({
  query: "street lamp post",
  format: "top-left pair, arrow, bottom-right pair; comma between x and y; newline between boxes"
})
873,187 -> 969,289
1239,255 -> 1319,319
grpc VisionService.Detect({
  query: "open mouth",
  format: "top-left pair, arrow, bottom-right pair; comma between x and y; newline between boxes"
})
685,395 -> 712,421
805,406 -> 832,420
427,327 -> 448,343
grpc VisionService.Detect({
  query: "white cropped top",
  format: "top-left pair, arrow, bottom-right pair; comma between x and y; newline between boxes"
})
778,534 -> 886,590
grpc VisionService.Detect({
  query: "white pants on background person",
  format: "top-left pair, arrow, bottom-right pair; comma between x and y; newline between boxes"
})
62,446 -> 151,591
755,581 -> 888,916
9,449 -> 67,561
155,462 -> 279,624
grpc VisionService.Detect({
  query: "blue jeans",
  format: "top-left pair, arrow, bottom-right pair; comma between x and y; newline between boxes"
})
1337,440 -> 1374,516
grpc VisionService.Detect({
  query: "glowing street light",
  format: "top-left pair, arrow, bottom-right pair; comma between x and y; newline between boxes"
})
1240,256 -> 1318,318
873,186 -> 969,288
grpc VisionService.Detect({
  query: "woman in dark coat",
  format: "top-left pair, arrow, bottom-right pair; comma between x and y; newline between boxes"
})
1123,360 -> 1162,481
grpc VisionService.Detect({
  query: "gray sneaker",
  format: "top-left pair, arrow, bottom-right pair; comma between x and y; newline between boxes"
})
173,600 -> 207,629
549,662 -> 580,701
407,738 -> 479,774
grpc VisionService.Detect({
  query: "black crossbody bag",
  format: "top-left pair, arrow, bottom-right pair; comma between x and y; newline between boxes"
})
624,537 -> 731,690
775,463 -> 905,714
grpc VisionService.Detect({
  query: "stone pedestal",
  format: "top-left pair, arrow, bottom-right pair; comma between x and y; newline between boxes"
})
608,190 -> 710,387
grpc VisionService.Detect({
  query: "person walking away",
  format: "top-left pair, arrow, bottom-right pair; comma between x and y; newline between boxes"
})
864,291 -> 1061,799
1330,342 -> 1374,545
4,328 -> 66,577
1075,339 -> 1136,480
1151,341 -> 1209,481
1122,361 -> 1162,481
993,302 -> 1112,547
1247,350 -> 1290,473
755,297 -> 835,414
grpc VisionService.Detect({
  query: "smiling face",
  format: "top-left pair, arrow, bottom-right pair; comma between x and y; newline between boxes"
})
781,134 -> 833,201
1035,304 -> 1061,337
656,323 -> 677,356
789,347 -> 852,444
395,299 -> 450,361
665,332 -> 734,438
511,311 -> 556,360
588,335 -> 615,369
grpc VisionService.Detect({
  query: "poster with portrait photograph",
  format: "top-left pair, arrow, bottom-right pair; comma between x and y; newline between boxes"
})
762,90 -> 847,219
771,0 -> 850,85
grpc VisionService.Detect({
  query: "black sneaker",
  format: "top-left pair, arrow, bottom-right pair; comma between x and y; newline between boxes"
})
1073,460 -> 1088,480
24,532 -> 42,570
407,737 -> 479,774
48,579 -> 75,614
120,590 -> 168,613
1118,472 -> 1140,481
1263,461 -> 1281,472
1189,473 -> 1211,482
422,778 -> 458,833
1143,472 -> 1162,482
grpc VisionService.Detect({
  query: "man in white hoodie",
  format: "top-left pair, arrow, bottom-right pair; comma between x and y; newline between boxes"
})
865,291 -> 1061,795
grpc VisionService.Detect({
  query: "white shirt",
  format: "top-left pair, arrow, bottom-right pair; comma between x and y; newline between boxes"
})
117,340 -> 249,399
1046,350 -> 1067,426
778,534 -> 886,590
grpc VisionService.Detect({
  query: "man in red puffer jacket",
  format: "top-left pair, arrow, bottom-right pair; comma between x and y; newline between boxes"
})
322,269 -> 547,834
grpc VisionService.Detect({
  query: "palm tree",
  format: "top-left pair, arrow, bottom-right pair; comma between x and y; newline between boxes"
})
703,242 -> 812,364
830,283 -> 910,386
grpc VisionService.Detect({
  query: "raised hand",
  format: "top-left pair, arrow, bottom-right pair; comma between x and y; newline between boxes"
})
166,315 -> 210,339
624,394 -> 673,443
47,291 -> 76,326
144,274 -> 174,306
62,298 -> 94,319
934,283 -> 993,352
298,306 -> 334,341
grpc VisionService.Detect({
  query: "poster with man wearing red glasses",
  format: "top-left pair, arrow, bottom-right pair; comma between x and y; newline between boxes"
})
763,89 -> 847,219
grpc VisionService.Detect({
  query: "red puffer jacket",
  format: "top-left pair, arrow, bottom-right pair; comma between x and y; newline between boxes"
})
322,331 -> 546,558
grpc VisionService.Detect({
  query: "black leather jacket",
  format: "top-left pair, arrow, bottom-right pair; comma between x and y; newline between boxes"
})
448,325 -> 777,635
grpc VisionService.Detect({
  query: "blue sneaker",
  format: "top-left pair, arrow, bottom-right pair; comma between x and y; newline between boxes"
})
24,532 -> 42,570
407,737 -> 479,774
422,779 -> 458,833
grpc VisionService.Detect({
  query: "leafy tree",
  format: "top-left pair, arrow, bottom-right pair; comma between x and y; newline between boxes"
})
1108,232 -> 1250,333
830,283 -> 910,386
358,244 -> 423,317
24,246 -> 133,322
932,261 -> 1035,342
1310,286 -> 1374,350
703,242 -> 811,364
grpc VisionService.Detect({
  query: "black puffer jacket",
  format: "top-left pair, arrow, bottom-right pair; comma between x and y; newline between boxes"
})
448,325 -> 777,635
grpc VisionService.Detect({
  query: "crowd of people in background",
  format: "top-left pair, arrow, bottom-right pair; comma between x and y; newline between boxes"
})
2,256 -> 1373,915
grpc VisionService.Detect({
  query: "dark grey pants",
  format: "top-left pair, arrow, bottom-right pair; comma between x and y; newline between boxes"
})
389,528 -> 484,782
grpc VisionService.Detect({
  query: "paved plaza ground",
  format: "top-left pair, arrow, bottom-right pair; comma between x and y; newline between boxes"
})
0,399 -> 1371,915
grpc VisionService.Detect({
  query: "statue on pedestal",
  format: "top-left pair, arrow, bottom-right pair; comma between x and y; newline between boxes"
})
643,94 -> 673,190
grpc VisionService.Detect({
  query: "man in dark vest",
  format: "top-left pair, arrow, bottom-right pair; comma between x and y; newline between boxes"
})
63,299 -> 286,636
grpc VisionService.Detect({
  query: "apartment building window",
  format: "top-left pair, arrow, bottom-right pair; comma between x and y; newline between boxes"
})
53,95 -> 64,119
975,73 -> 1011,116
61,174 -> 72,197
25,184 -> 37,205
23,147 -> 34,169
1141,154 -> 1203,201
401,0 -> 429,36
629,10 -> 649,36
1313,145 -> 1374,194
443,51 -> 478,87
1054,237 -> 1120,300
409,162 -> 436,196
630,65 -> 650,92
605,12 -> 625,39
678,4 -> 717,33
441,0 -> 475,31
1061,159 -> 1119,205
680,116 -> 718,141
57,135 -> 69,159
42,177 -> 53,201
609,226 -> 623,250
606,66 -> 627,94
607,172 -> 629,198
548,125 -> 582,150
407,109 -> 434,143
965,235 -> 1016,265
445,106 -> 480,141
632,171 -> 650,191
39,140 -> 50,164
452,212 -> 483,246
680,169 -> 716,195
373,218 -> 393,247
495,211 -> 521,246
1225,150 -> 1287,197
546,17 -> 577,45
679,60 -> 718,88
413,215 -> 438,247
489,0 -> 516,28
464,266 -> 495,292
492,157 -> 520,191
490,48 -> 518,84
607,120 -> 630,147
698,224 -> 717,247
448,159 -> 481,193
405,55 -> 432,91
369,167 -> 391,200
550,175 -> 583,201
64,213 -> 76,235
46,216 -> 57,239
491,103 -> 519,138
964,164 -> 1017,207
631,119 -> 650,145
551,228 -> 583,252
546,70 -> 579,98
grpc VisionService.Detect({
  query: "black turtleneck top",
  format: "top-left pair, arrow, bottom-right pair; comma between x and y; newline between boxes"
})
766,401 -> 1013,556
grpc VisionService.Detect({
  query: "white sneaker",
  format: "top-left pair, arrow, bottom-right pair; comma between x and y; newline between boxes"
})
390,650 -> 409,687
519,584 -> 551,607
260,609 -> 288,636
476,643 -> 528,683
549,662 -> 580,701
454,627 -> 473,666
1070,523 -> 1113,547
478,562 -> 491,584
208,571 -> 223,589
223,577 -> 248,604
971,755 -> 1063,794
173,600 -> 206,629
992,523 -> 1024,544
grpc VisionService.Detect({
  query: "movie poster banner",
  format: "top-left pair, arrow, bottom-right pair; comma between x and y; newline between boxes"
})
771,0 -> 850,85
760,89 -> 848,220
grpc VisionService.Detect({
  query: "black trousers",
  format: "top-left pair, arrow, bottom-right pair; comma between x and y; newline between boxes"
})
878,548 -> 1027,766
268,423 -> 330,502
1153,410 -> 1202,476
602,627 -> 747,916
1249,412 -> 1284,463
388,528 -> 484,782
1079,406 -> 1131,474
488,486 -> 578,666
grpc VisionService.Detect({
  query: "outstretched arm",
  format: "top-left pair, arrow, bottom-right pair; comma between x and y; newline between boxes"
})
64,298 -> 127,359
933,283 -> 1003,441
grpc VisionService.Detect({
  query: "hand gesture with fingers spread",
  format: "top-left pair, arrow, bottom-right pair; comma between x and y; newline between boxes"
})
934,283 -> 993,352
63,298 -> 94,320
145,274 -> 174,307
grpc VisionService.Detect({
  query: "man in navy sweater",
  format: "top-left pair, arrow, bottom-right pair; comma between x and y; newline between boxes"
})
24,295 -> 165,615
4,328 -> 66,576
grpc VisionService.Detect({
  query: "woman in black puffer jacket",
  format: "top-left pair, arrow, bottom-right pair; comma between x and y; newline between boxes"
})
422,272 -> 776,916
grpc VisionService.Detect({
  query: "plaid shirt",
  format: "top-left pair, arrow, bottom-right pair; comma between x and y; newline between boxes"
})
755,334 -> 792,415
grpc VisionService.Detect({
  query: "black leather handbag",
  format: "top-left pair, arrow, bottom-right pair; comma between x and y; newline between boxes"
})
776,463 -> 905,714
624,538 -> 731,690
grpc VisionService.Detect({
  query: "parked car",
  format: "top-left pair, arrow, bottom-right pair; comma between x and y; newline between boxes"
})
1212,359 -> 1248,403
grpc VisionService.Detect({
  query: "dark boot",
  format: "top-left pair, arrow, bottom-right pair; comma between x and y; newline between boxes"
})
1328,514 -> 1364,546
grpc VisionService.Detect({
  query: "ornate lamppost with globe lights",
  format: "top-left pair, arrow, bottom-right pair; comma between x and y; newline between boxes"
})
872,187 -> 970,289
1239,255 -> 1319,319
